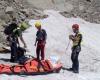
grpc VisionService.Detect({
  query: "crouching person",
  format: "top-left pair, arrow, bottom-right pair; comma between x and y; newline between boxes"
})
34,21 -> 47,60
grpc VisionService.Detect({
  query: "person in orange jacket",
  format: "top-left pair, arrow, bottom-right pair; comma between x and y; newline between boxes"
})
34,21 -> 47,60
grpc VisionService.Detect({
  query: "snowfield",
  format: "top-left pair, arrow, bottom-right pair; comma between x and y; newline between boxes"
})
0,10 -> 100,80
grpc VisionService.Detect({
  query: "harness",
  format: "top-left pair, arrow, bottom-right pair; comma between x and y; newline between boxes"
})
73,32 -> 82,47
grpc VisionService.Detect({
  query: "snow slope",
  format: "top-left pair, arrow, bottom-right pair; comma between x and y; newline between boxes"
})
0,10 -> 100,80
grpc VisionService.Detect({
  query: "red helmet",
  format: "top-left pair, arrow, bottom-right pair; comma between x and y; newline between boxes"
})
72,24 -> 79,30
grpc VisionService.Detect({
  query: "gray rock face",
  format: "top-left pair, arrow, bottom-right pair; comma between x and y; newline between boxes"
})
27,0 -> 100,24
1,0 -> 100,23
0,0 -> 48,44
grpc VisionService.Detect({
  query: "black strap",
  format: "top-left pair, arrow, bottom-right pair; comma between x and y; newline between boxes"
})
78,34 -> 82,46
45,60 -> 52,70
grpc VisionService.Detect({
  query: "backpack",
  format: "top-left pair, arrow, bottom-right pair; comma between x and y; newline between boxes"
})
16,47 -> 28,64
4,23 -> 18,35
19,21 -> 29,32
17,47 -> 26,58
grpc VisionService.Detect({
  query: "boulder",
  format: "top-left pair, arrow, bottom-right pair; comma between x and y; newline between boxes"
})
5,6 -> 14,14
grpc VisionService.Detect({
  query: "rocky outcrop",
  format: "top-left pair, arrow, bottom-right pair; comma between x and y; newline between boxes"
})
27,0 -> 100,24
0,0 -> 47,44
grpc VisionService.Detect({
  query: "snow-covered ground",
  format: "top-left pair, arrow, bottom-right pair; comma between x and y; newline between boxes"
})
0,10 -> 100,80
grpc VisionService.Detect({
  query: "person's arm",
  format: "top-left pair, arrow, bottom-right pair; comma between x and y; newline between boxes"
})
16,28 -> 27,48
34,31 -> 38,46
42,29 -> 47,44
17,37 -> 20,46
19,34 -> 27,48
69,35 -> 75,41
34,38 -> 37,46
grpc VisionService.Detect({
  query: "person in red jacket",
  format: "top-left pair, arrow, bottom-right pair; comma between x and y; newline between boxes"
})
34,21 -> 47,60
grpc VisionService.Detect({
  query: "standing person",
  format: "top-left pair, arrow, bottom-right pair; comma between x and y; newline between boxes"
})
34,21 -> 47,60
68,24 -> 82,73
5,18 -> 27,62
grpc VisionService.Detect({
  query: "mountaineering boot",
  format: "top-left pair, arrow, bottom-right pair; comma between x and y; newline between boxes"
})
10,58 -> 15,63
73,69 -> 79,73
67,68 -> 73,71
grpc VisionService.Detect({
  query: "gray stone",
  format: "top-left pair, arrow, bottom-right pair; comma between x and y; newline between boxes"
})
64,2 -> 73,12
79,4 -> 85,11
5,6 -> 14,14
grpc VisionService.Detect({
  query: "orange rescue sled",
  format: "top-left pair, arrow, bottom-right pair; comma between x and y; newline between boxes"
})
0,58 -> 62,75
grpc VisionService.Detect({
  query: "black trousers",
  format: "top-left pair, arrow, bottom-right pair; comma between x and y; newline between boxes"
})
10,41 -> 17,61
71,46 -> 81,71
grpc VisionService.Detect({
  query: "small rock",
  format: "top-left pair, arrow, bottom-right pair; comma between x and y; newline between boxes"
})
21,9 -> 29,14
5,6 -> 14,14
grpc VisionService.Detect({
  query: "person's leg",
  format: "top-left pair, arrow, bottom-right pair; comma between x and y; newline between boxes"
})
67,48 -> 75,71
10,44 -> 14,61
73,52 -> 79,73
41,45 -> 45,60
73,46 -> 81,73
36,45 -> 41,60
10,42 -> 17,62
71,52 -> 74,70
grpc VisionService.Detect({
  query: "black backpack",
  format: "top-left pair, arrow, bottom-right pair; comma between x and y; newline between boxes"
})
4,23 -> 18,35
17,47 -> 26,58
17,47 -> 28,64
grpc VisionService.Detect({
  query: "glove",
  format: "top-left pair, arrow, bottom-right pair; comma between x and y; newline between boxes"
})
69,35 -> 74,40
34,43 -> 36,46
24,44 -> 27,48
